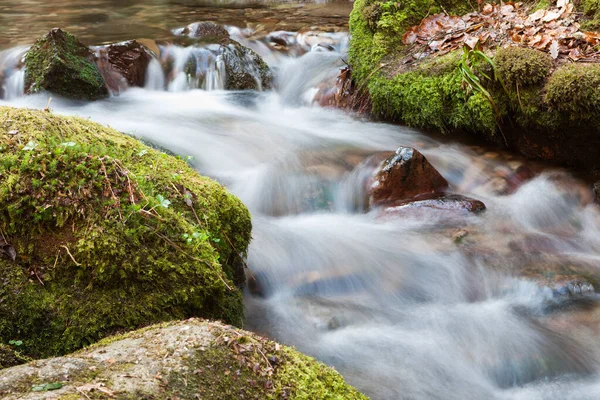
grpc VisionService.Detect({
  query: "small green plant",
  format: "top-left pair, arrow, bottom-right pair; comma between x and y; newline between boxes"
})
155,194 -> 171,209
458,45 -> 508,145
22,141 -> 38,151
8,340 -> 23,346
32,382 -> 63,392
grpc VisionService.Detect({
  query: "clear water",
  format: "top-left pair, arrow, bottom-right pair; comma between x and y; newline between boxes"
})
1,9 -> 600,400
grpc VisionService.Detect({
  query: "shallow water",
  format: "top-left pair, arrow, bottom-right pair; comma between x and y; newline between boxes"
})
2,7 -> 600,399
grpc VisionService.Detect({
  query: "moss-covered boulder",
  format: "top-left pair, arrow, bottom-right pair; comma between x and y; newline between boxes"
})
0,106 -> 251,360
24,28 -> 108,100
0,319 -> 368,399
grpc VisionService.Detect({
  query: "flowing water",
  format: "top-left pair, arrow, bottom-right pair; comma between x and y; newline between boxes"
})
2,4 -> 600,399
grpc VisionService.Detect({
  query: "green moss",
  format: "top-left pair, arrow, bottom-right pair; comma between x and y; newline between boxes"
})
580,0 -> 600,30
368,50 -> 498,135
544,63 -> 600,121
0,106 -> 251,360
495,47 -> 552,88
0,344 -> 30,369
166,325 -> 368,400
24,28 -> 108,100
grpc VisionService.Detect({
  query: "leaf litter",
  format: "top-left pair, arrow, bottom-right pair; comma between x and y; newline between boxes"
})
401,0 -> 600,62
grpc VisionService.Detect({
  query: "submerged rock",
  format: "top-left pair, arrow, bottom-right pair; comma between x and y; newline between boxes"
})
369,147 -> 449,207
181,21 -> 230,41
0,319 -> 368,399
382,194 -> 486,215
24,28 -> 108,100
0,107 -> 251,360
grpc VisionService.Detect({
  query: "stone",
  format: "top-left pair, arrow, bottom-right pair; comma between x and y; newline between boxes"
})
24,28 -> 108,100
0,106 -> 251,359
369,147 -> 449,207
106,40 -> 153,88
181,21 -> 230,41
0,319 -> 368,399
221,41 -> 273,90
594,181 -> 600,204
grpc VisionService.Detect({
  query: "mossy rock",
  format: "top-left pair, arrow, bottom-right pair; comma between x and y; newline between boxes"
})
24,28 -> 108,100
0,106 -> 251,360
221,41 -> 273,91
495,46 -> 552,88
0,319 -> 369,399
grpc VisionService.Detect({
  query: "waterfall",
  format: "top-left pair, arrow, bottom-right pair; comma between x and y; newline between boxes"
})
144,57 -> 165,91
0,46 -> 28,100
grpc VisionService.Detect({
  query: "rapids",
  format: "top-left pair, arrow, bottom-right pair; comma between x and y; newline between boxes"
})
2,21 -> 600,400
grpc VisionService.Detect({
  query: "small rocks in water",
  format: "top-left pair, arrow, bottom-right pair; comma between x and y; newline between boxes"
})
24,28 -> 108,100
181,21 -> 230,41
453,229 -> 470,243
106,40 -> 153,88
369,147 -> 449,207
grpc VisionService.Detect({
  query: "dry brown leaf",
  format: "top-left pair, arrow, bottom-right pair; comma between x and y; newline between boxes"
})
464,34 -> 479,48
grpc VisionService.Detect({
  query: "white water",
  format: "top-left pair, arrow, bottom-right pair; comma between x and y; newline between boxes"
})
2,31 -> 600,400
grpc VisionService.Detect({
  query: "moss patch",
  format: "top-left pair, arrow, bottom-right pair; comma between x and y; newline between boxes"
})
0,345 -> 30,370
544,63 -> 600,121
166,323 -> 368,400
0,106 -> 251,360
24,28 -> 108,100
495,47 -> 552,88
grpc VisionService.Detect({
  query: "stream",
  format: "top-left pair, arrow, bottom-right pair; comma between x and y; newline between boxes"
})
2,2 -> 600,399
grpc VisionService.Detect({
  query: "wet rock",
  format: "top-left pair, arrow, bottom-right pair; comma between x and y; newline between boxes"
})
105,40 -> 153,88
24,28 -> 108,100
382,194 -> 486,217
182,21 -> 230,41
594,181 -> 600,204
222,41 -> 273,90
519,261 -> 600,298
0,320 -> 367,399
369,147 -> 449,207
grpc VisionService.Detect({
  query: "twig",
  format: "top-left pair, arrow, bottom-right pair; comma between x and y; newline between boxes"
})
61,245 -> 81,266
99,157 -> 123,220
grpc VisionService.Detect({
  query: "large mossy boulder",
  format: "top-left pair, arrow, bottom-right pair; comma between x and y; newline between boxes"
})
24,28 -> 108,100
0,107 -> 251,360
0,319 -> 368,399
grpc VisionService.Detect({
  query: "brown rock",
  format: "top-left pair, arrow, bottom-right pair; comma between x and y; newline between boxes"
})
369,147 -> 449,207
107,40 -> 153,88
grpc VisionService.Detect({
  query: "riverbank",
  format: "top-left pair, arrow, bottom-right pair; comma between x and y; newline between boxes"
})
347,0 -> 600,175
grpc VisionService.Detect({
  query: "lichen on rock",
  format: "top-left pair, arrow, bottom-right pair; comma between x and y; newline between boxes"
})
0,106 -> 251,361
24,28 -> 108,100
0,319 -> 368,399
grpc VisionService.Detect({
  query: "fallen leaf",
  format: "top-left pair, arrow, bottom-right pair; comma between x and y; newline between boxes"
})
542,11 -> 561,22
